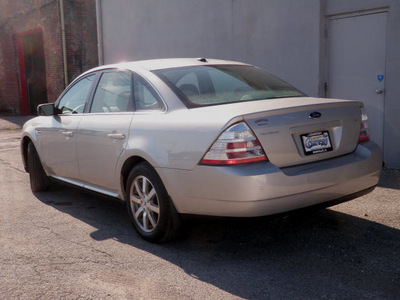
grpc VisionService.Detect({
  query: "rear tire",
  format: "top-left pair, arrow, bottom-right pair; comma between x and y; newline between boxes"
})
27,142 -> 48,192
125,162 -> 181,243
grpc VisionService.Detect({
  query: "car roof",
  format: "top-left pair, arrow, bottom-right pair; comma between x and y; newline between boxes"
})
86,58 -> 251,74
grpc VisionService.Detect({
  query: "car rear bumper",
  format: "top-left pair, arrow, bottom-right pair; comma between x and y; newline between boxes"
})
157,140 -> 382,217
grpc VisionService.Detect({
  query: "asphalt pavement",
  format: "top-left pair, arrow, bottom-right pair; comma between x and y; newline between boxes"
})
0,115 -> 399,299
0,115 -> 34,130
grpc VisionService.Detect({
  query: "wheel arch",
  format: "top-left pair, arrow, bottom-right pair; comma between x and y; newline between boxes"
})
120,155 -> 148,198
21,136 -> 33,173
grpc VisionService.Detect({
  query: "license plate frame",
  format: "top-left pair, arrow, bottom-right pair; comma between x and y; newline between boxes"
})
301,131 -> 333,156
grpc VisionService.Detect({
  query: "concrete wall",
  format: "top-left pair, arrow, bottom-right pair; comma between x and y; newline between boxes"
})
100,0 -> 322,97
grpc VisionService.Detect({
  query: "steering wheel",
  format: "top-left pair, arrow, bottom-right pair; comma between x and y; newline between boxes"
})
72,104 -> 85,114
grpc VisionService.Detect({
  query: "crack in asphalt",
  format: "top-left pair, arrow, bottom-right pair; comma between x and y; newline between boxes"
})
0,157 -> 25,174
33,224 -> 114,258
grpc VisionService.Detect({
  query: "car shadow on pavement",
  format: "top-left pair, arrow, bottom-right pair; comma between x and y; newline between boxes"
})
0,116 -> 34,130
33,181 -> 400,299
378,168 -> 400,190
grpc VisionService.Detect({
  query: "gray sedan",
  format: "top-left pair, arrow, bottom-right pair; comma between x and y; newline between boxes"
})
21,58 -> 382,242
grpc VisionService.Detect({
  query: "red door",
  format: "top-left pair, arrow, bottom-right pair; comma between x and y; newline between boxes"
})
17,29 -> 48,115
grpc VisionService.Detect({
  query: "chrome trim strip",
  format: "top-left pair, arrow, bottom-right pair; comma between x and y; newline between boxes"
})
49,175 -> 120,198
50,175 -> 84,187
82,185 -> 119,198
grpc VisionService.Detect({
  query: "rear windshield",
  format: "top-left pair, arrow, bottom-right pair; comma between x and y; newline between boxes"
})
153,65 -> 305,108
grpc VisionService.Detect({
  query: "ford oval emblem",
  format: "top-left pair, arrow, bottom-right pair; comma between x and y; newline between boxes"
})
309,111 -> 321,119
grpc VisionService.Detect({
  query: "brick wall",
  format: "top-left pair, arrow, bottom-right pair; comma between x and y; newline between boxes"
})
64,0 -> 98,83
0,24 -> 21,113
0,0 -> 98,115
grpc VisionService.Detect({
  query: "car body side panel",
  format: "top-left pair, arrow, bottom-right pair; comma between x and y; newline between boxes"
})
156,140 -> 381,216
76,113 -> 134,191
119,110 -> 242,170
34,115 -> 83,180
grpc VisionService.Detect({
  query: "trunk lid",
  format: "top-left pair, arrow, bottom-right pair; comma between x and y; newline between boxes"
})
240,97 -> 363,168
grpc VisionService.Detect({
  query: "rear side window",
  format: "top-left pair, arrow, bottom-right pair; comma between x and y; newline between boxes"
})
153,65 -> 305,108
90,71 -> 132,113
133,74 -> 165,111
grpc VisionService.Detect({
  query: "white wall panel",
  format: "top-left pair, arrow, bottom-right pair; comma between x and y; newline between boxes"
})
100,0 -> 322,97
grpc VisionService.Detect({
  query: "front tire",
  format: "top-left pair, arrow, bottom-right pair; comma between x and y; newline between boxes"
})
27,142 -> 48,192
125,162 -> 180,243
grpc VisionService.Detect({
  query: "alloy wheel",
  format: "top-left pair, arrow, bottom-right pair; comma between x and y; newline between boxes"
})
130,175 -> 160,232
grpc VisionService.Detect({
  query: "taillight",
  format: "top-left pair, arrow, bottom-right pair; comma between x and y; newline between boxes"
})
358,107 -> 370,142
201,122 -> 267,165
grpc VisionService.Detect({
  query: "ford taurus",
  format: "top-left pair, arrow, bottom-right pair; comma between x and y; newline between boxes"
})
21,58 -> 382,242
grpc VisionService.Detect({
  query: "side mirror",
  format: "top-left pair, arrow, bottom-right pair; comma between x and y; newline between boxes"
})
37,103 -> 55,116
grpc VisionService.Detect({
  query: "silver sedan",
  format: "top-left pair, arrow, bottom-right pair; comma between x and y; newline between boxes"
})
21,58 -> 382,242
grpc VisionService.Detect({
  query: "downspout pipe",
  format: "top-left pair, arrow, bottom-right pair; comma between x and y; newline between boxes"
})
59,0 -> 68,87
95,0 -> 104,65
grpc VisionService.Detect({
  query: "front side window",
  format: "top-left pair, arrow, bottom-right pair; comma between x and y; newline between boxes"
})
57,74 -> 96,114
90,71 -> 132,113
153,65 -> 305,108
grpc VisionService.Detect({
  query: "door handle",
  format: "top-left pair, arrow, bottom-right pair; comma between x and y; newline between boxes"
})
62,131 -> 74,137
376,88 -> 384,94
108,133 -> 126,140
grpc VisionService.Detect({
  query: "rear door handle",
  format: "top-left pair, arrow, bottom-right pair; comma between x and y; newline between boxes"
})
108,133 -> 126,140
62,131 -> 74,137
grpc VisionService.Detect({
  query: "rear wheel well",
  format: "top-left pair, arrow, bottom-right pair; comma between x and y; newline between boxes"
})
120,156 -> 147,196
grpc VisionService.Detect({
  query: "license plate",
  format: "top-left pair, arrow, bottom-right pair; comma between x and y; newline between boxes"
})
301,131 -> 333,156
